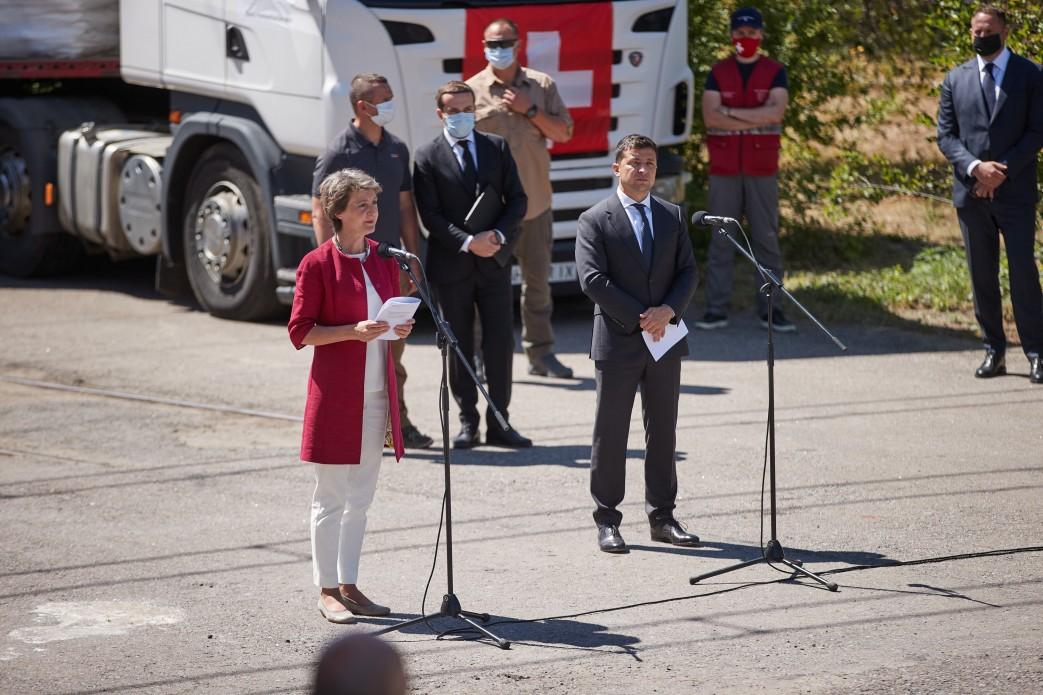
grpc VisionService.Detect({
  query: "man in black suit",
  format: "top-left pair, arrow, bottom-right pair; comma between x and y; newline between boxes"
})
413,81 -> 532,448
937,4 -> 1043,384
575,134 -> 700,553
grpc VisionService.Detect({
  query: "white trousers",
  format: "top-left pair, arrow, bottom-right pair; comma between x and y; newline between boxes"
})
310,389 -> 388,587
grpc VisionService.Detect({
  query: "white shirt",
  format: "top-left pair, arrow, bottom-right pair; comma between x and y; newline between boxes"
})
616,187 -> 654,252
967,47 -> 1011,177
342,249 -> 387,393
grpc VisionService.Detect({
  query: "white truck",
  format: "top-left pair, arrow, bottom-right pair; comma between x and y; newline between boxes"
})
0,0 -> 693,320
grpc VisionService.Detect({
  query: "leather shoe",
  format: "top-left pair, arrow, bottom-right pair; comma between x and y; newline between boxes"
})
975,350 -> 1006,378
452,424 -> 479,449
650,518 -> 701,547
528,353 -> 574,378
317,598 -> 356,624
1030,354 -> 1043,384
598,525 -> 627,553
486,427 -> 532,448
339,595 -> 391,617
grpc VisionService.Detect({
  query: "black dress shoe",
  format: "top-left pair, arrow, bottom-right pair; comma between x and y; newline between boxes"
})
486,427 -> 532,448
452,424 -> 479,449
650,519 -> 701,547
1030,354 -> 1043,384
598,525 -> 627,553
975,350 -> 1006,378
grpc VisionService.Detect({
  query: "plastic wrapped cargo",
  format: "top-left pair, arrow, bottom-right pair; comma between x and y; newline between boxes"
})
0,0 -> 119,60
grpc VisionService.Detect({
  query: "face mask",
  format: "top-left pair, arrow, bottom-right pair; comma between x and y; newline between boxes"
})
973,33 -> 1002,56
732,37 -> 761,58
368,99 -> 395,127
443,112 -> 475,140
484,46 -> 515,70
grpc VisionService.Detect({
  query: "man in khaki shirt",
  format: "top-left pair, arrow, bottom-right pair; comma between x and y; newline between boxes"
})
467,18 -> 575,378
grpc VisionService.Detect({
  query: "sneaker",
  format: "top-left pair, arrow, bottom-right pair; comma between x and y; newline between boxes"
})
760,309 -> 796,333
694,311 -> 729,330
401,424 -> 434,449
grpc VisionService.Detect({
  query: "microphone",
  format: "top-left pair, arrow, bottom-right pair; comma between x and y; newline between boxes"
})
691,211 -> 738,228
376,242 -> 419,262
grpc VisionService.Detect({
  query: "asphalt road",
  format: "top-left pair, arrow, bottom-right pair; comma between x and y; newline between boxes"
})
2,260 -> 1042,694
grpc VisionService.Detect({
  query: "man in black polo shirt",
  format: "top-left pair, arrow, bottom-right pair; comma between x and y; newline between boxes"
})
311,72 -> 433,449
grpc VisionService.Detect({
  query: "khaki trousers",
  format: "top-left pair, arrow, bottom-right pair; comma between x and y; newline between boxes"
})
389,339 -> 411,428
514,208 -> 555,361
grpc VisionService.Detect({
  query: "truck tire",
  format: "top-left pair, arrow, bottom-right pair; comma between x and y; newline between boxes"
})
0,120 -> 81,277
181,143 -> 281,321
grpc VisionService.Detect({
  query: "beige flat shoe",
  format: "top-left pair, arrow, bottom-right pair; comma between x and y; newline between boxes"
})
318,597 -> 356,624
340,595 -> 391,617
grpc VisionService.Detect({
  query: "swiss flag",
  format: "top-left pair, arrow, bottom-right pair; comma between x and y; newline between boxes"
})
463,3 -> 613,156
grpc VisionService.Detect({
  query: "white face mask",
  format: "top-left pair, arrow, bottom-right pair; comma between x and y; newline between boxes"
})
484,46 -> 515,70
443,112 -> 475,140
368,99 -> 395,127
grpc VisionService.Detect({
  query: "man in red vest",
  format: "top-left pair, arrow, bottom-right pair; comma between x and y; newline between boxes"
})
695,7 -> 794,332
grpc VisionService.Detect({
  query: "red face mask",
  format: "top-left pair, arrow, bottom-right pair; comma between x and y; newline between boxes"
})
732,36 -> 761,58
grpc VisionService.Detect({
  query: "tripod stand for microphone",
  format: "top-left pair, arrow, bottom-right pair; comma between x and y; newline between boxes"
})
689,220 -> 845,591
373,254 -> 512,649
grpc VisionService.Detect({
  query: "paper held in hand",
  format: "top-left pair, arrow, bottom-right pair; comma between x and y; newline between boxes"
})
642,319 -> 689,362
374,296 -> 421,340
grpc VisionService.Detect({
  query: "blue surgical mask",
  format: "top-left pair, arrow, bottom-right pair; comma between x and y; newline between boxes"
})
369,99 -> 395,127
443,112 -> 475,140
484,46 -> 515,70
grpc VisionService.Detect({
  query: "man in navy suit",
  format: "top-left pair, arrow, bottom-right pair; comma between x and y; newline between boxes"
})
575,134 -> 701,553
413,81 -> 532,448
937,4 -> 1043,384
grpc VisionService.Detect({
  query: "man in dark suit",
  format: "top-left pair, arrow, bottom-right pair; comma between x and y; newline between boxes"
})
575,134 -> 700,553
413,81 -> 532,448
937,4 -> 1043,384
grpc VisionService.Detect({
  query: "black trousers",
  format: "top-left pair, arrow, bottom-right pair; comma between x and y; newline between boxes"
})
433,268 -> 514,430
957,199 -> 1043,356
590,355 -> 681,528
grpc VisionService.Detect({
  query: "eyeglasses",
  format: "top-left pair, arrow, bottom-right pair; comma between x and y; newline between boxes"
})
483,39 -> 518,49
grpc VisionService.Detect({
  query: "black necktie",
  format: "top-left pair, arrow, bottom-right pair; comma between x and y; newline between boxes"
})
983,62 -> 997,116
457,141 -> 477,198
634,203 -> 653,270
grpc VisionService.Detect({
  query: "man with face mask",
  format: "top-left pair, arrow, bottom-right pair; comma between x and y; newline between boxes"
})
412,81 -> 531,448
466,18 -> 576,379
937,5 -> 1043,384
695,7 -> 793,333
311,73 -> 434,449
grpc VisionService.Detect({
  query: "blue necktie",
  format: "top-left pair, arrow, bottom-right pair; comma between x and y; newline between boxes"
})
634,203 -> 653,270
983,63 -> 997,117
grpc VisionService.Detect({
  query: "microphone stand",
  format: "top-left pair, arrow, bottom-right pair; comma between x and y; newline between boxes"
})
373,253 -> 512,649
689,220 -> 845,592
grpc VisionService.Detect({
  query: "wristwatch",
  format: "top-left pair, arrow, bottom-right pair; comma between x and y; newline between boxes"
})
524,104 -> 538,119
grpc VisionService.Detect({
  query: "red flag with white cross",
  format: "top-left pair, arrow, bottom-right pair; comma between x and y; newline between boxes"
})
462,3 -> 613,156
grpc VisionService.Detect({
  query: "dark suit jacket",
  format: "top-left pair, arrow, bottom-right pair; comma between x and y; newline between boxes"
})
575,193 -> 697,362
937,51 -> 1043,207
413,131 -> 527,284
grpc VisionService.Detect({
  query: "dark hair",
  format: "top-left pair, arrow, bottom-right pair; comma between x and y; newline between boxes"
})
614,134 -> 658,162
972,5 -> 1008,25
349,73 -> 389,107
435,80 -> 475,109
313,634 -> 406,695
484,18 -> 520,37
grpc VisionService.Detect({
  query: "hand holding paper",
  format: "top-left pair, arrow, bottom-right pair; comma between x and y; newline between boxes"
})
374,296 -> 422,340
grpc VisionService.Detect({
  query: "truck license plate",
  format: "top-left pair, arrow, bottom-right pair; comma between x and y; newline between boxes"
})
512,261 -> 577,286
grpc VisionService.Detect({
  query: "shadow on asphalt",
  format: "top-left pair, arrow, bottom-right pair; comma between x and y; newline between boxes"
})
627,540 -> 895,568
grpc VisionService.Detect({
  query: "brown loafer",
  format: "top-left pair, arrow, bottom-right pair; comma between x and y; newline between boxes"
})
339,596 -> 391,617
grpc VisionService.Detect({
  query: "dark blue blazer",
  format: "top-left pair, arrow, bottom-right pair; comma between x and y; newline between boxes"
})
937,51 -> 1043,207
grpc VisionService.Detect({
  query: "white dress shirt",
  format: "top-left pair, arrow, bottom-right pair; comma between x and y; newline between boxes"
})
616,187 -> 655,252
967,47 -> 1011,177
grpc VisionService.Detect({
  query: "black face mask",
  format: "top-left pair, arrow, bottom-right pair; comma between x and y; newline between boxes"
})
973,33 -> 1003,56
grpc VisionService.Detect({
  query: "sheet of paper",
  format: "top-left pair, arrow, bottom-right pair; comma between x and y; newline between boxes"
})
642,319 -> 689,362
374,296 -> 421,340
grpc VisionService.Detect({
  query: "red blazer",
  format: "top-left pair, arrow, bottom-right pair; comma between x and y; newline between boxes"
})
288,238 -> 405,464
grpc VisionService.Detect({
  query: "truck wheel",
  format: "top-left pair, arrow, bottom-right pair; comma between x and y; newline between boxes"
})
0,123 -> 80,277
181,143 -> 280,320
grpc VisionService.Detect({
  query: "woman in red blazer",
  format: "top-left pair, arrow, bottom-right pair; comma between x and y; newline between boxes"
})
288,168 -> 414,624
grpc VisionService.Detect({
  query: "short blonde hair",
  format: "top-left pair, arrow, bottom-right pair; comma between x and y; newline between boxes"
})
319,168 -> 383,232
